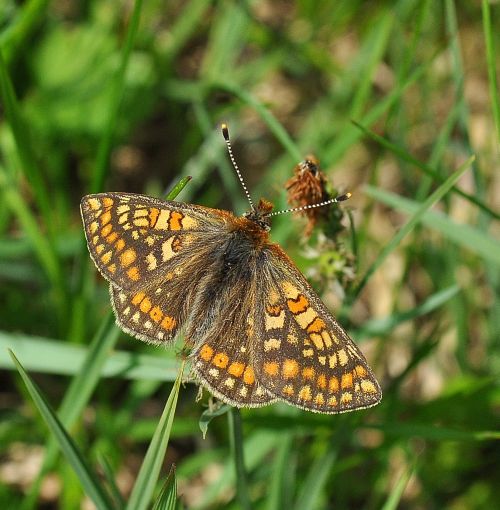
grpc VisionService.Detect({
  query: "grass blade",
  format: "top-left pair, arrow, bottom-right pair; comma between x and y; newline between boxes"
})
0,329 -> 179,380
90,0 -> 143,193
266,433 -> 295,510
0,0 -> 49,64
0,49 -> 53,225
352,121 -> 499,220
368,422 -> 500,442
152,466 -> 178,510
293,450 -> 337,510
0,166 -> 66,315
323,51 -> 439,166
349,155 -> 475,302
214,81 -> 302,161
126,362 -> 184,510
356,285 -> 461,340
20,313 -> 120,510
381,465 -> 414,510
164,176 -> 192,200
482,0 -> 500,146
9,350 -> 114,510
363,187 -> 500,266
97,452 -> 126,509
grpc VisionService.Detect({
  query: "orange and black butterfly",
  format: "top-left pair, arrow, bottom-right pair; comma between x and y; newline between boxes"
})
80,125 -> 381,414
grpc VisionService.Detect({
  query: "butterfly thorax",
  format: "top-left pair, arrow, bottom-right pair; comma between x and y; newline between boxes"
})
226,198 -> 272,249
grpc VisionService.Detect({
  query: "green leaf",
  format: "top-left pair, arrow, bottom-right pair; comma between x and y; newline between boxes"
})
126,362 -> 184,510
199,404 -> 231,439
0,329 -> 179,380
363,186 -> 500,266
350,155 -> 475,301
152,466 -> 179,510
9,350 -> 115,510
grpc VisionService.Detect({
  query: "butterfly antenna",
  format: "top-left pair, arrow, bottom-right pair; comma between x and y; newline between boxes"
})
265,192 -> 352,217
221,123 -> 255,211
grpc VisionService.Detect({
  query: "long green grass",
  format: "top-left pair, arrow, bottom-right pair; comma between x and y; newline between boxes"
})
1,1 -> 499,508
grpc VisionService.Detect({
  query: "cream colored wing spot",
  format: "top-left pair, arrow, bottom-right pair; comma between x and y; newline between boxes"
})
154,210 -> 171,230
146,253 -> 157,271
264,338 -> 281,351
337,349 -> 348,366
162,237 -> 179,262
116,204 -> 130,214
265,309 -> 285,330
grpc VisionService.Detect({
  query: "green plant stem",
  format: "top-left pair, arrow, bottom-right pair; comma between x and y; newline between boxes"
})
228,408 -> 252,510
482,0 -> 500,146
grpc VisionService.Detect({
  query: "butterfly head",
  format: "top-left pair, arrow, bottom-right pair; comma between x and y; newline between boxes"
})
243,198 -> 273,231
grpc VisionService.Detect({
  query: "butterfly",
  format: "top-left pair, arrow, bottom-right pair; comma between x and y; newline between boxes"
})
80,125 -> 381,413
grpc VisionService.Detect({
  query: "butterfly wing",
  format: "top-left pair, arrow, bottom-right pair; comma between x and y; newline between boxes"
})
81,193 -> 229,344
253,244 -> 382,413
190,308 -> 278,407
109,284 -> 183,345
186,234 -> 277,407
80,193 -> 227,291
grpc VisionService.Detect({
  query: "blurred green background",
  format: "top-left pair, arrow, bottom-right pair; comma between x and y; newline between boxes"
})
1,0 -> 499,508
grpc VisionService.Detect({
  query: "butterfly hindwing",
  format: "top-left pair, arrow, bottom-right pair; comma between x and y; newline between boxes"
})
188,256 -> 277,407
191,337 -> 277,407
253,245 -> 382,413
110,284 -> 184,345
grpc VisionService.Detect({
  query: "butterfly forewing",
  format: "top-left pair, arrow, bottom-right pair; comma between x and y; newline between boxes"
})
80,193 -> 226,292
253,245 -> 382,413
81,192 -> 231,345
